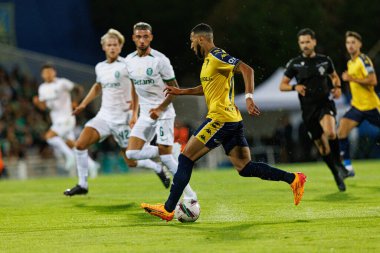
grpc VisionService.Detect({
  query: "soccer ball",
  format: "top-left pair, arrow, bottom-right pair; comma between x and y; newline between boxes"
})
175,199 -> 200,223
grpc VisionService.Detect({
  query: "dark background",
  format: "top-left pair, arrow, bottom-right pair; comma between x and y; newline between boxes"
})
3,0 -> 379,92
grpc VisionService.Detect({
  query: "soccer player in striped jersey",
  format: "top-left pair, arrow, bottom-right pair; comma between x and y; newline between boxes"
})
141,23 -> 306,221
338,31 -> 379,175
64,29 -> 169,196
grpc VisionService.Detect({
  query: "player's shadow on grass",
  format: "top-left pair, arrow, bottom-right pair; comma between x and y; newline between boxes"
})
74,202 -> 138,214
316,192 -> 359,202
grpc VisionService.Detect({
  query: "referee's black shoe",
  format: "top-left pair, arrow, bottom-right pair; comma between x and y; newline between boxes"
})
156,167 -> 170,189
333,174 -> 346,192
64,185 -> 88,196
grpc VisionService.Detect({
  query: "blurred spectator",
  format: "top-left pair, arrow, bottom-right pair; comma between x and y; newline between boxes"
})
0,66 -> 94,160
174,120 -> 190,151
273,115 -> 294,163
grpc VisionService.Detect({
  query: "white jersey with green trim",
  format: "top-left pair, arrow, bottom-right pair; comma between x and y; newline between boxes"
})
125,48 -> 176,119
38,77 -> 74,124
95,57 -> 132,124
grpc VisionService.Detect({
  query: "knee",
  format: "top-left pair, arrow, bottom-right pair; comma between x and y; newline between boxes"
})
125,159 -> 137,167
75,141 -> 87,151
158,144 -> 171,155
125,150 -> 140,160
324,129 -> 336,140
337,127 -> 347,139
318,146 -> 330,156
233,160 -> 249,172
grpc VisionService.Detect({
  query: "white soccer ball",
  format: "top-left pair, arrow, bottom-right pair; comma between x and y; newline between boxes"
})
175,199 -> 200,223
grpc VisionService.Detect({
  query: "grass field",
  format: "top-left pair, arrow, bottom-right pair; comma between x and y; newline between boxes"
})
1,160 -> 380,253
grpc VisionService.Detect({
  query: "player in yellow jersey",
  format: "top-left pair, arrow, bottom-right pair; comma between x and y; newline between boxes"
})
141,23 -> 307,221
338,31 -> 379,175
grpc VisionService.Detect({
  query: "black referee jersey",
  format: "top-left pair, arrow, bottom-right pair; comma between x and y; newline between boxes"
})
284,54 -> 335,106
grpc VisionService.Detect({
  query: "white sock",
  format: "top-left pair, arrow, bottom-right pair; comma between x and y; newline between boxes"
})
87,156 -> 99,178
137,159 -> 162,173
75,149 -> 89,188
125,145 -> 159,160
47,136 -> 74,160
159,154 -> 178,174
160,154 -> 197,200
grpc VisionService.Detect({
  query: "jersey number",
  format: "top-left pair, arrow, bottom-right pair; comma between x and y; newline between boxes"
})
118,129 -> 130,140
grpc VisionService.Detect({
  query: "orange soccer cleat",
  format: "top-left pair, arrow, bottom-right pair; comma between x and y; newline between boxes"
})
141,203 -> 175,221
290,172 -> 307,206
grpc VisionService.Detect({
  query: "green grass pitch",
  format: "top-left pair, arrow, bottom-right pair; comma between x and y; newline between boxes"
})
1,160 -> 379,253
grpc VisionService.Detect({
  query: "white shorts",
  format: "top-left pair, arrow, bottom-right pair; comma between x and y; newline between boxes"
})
51,116 -> 76,141
130,116 -> 174,146
85,115 -> 131,149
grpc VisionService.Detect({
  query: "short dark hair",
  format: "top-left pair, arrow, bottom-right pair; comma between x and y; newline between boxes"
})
297,28 -> 316,39
191,23 -> 213,34
133,22 -> 152,33
41,63 -> 55,71
345,31 -> 362,42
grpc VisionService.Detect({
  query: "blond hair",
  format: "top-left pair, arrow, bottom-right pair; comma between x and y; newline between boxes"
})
101,28 -> 125,45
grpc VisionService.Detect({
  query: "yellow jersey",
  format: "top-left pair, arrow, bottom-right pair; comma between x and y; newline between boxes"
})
200,47 -> 242,122
347,53 -> 379,110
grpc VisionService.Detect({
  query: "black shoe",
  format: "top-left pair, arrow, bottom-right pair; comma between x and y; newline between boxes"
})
156,168 -> 170,189
64,185 -> 88,196
333,174 -> 346,192
338,165 -> 355,179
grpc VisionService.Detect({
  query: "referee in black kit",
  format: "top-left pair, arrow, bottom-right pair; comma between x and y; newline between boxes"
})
279,28 -> 349,191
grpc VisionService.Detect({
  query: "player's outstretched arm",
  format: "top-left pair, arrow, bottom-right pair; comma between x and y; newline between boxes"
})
164,85 -> 204,96
72,83 -> 102,115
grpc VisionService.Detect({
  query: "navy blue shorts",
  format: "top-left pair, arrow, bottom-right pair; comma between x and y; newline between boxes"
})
343,106 -> 380,127
193,118 -> 249,155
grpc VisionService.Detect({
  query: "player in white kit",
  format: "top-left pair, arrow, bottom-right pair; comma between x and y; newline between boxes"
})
125,22 -> 197,200
64,29 -> 169,196
33,64 -> 97,174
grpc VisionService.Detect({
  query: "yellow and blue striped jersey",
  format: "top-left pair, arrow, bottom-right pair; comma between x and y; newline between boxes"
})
347,53 -> 379,110
200,47 -> 242,122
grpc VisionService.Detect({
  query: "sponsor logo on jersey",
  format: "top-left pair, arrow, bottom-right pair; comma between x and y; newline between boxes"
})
146,68 -> 153,76
102,82 -> 121,88
201,76 -> 213,82
132,79 -> 155,85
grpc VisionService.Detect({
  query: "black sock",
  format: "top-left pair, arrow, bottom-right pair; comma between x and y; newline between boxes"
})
322,153 -> 340,177
164,154 -> 194,212
329,138 -> 341,163
239,161 -> 295,184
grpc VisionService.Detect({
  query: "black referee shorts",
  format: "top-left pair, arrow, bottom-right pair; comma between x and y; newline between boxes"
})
301,99 -> 337,140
